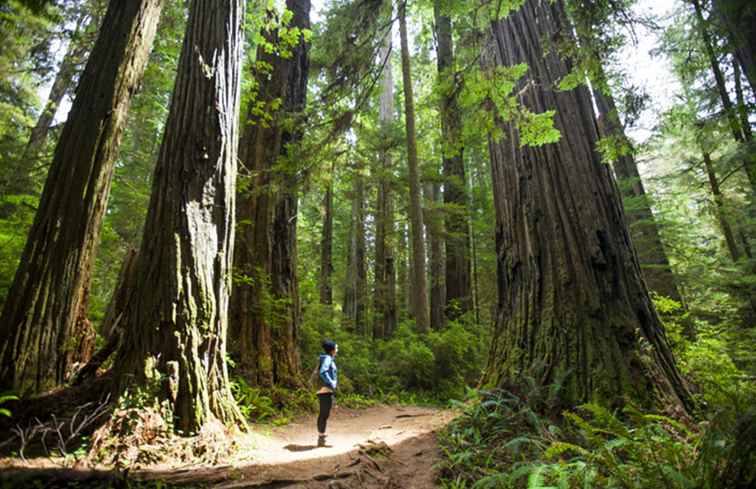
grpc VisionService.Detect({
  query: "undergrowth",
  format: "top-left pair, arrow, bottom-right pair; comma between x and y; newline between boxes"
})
438,296 -> 756,489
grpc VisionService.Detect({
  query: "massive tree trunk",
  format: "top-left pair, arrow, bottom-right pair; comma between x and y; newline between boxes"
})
0,0 -> 164,397
398,1 -> 430,332
593,89 -> 684,303
482,0 -> 692,411
320,171 -> 334,306
113,0 -> 246,433
374,37 -> 397,339
230,0 -> 310,388
426,181 -> 445,329
713,0 -> 756,94
343,161 -> 368,334
434,2 -> 472,320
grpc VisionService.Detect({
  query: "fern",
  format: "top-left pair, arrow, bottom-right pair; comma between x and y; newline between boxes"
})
0,393 -> 18,417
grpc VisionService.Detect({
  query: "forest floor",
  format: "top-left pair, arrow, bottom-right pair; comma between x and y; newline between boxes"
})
0,404 -> 457,488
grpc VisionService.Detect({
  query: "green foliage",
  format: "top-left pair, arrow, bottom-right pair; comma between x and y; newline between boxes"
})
439,387 -> 753,489
297,298 -> 489,401
0,393 -> 18,417
440,298 -> 756,489
230,376 -> 317,425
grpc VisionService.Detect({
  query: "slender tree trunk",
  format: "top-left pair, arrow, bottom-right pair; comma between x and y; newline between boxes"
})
231,0 -> 309,388
343,161 -> 368,334
703,151 -> 741,262
468,169 -> 481,325
691,0 -> 745,142
113,0 -> 246,433
732,59 -> 753,142
0,4 -> 95,220
374,37 -> 397,339
0,0 -> 165,397
593,88 -> 684,303
426,181 -> 445,329
397,222 -> 409,323
320,171 -> 334,306
434,1 -> 471,320
398,0 -> 430,332
23,17 -> 90,162
691,0 -> 756,192
482,0 -> 692,411
713,0 -> 756,94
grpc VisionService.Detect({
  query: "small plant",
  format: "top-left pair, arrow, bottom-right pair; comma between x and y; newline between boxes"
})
0,393 -> 18,417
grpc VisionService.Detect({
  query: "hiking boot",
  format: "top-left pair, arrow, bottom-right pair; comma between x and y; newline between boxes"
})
317,434 -> 327,447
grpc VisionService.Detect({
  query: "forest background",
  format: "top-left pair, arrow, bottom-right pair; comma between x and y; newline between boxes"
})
0,0 -> 754,486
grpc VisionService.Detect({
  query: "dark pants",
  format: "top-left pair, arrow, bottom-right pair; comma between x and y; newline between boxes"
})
317,393 -> 333,434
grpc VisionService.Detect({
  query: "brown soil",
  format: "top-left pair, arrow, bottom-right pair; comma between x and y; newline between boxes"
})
0,404 -> 456,488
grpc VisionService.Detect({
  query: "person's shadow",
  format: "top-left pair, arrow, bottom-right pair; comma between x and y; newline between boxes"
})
283,443 -> 333,452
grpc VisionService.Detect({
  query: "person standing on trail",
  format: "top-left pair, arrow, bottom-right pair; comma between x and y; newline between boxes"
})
317,340 -> 338,447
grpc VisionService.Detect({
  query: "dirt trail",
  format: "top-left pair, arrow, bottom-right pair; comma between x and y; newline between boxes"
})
1,404 -> 457,488
156,404 -> 456,488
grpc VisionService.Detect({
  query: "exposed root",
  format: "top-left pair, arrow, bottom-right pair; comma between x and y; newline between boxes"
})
89,404 -> 239,469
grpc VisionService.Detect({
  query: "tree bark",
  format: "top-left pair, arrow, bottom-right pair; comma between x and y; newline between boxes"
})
73,249 -> 137,386
230,0 -> 310,388
482,0 -> 692,411
434,1 -> 472,320
374,37 -> 397,339
113,0 -> 246,433
398,0 -> 430,332
0,0 -> 164,397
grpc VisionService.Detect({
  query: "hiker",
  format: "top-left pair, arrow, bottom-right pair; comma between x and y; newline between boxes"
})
317,340 -> 338,447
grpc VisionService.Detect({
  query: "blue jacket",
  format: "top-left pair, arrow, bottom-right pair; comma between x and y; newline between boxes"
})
319,354 -> 337,390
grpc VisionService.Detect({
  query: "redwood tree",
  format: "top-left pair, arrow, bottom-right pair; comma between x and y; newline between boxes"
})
482,0 -> 692,411
374,36 -> 398,339
343,160 -> 368,334
113,0 -> 246,433
320,169 -> 335,307
230,0 -> 310,387
0,0 -> 165,396
434,1 -> 472,320
398,0 -> 430,332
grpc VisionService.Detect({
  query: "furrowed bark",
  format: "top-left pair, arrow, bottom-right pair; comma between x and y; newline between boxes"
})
0,0 -> 165,397
482,0 -> 692,412
114,0 -> 246,433
230,0 -> 310,388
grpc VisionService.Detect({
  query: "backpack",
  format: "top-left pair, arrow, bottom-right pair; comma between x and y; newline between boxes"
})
308,357 -> 322,389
